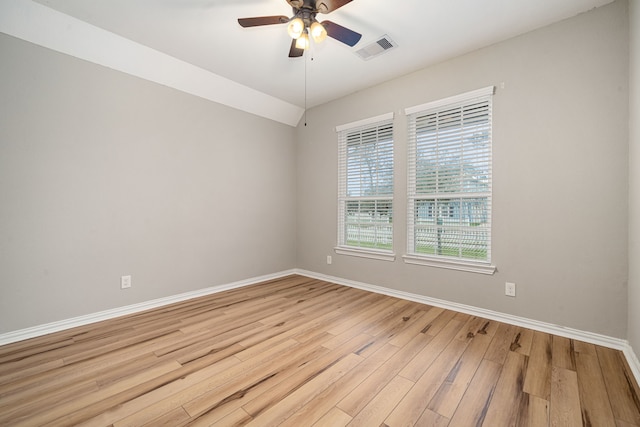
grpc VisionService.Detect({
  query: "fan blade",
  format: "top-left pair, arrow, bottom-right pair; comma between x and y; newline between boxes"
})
238,16 -> 289,27
315,0 -> 354,14
321,20 -> 361,47
288,38 -> 304,57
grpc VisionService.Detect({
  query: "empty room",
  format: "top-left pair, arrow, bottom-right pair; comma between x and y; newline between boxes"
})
1,0 -> 640,425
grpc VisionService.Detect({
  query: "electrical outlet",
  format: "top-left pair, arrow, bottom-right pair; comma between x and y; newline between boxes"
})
327,255 -> 332,265
505,282 -> 516,297
121,275 -> 132,289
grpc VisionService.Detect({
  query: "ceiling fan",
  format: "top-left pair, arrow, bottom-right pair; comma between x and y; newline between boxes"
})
238,0 -> 362,58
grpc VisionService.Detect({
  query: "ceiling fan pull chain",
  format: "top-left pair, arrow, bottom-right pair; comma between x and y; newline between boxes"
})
304,47 -> 308,126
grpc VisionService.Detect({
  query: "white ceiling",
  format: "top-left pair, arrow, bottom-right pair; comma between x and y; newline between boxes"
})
3,0 -> 614,125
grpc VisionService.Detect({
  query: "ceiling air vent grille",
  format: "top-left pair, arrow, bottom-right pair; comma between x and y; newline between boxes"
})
355,35 -> 397,61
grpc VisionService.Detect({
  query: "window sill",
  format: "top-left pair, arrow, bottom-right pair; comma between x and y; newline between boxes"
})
334,246 -> 396,262
402,254 -> 496,275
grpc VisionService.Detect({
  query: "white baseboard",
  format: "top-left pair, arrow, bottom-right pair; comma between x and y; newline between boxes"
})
0,269 -> 297,346
623,344 -> 640,388
293,269 -> 640,385
2,267 -> 639,387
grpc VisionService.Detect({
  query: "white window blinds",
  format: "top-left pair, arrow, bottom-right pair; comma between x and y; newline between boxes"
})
406,87 -> 494,266
337,113 -> 394,254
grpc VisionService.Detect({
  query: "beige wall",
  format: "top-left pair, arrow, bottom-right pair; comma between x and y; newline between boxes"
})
629,0 -> 640,353
0,34 -> 297,332
296,1 -> 630,338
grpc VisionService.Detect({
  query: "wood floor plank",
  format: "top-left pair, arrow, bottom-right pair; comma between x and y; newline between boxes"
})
386,338 -> 470,426
0,348 -> 167,406
280,343 -> 400,427
574,339 -> 597,355
453,316 -> 493,342
596,346 -> 640,426
427,318 -> 497,419
181,339 -> 332,424
398,315 -> 465,382
323,299 -> 404,349
312,407 -> 352,426
234,318 -> 308,361
5,360 -> 182,426
421,307 -> 457,337
575,346 -> 617,427
522,393 -> 550,427
523,331 -> 553,399
550,366 -> 582,427
387,307 -> 437,347
292,293 -> 383,344
154,322 -> 262,360
347,375 -> 414,426
62,329 -> 184,366
482,350 -> 529,426
0,274 -> 638,427
297,286 -> 366,317
60,327 -> 182,366
186,407 -> 253,427
415,408 -> 450,427
241,334 -> 372,419
359,299 -> 415,336
0,358 -> 65,396
120,338 -> 311,426
512,327 -> 534,356
336,333 -> 431,417
76,354 -> 242,427
0,337 -> 66,363
552,335 -> 576,370
141,406 -> 191,427
483,322 -> 519,364
0,338 -> 75,368
180,371 -> 280,425
179,340 -> 326,424
0,342 -> 78,377
448,359 -> 503,427
362,305 -> 427,352
325,295 -> 391,336
0,378 -> 100,423
181,304 -> 283,337
243,353 -> 364,426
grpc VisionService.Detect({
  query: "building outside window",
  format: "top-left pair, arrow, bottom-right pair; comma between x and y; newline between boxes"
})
336,113 -> 395,261
405,87 -> 496,274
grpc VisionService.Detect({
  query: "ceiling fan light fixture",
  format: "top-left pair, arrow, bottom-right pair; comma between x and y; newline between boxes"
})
295,31 -> 310,50
310,21 -> 327,43
238,0 -> 361,57
287,18 -> 304,39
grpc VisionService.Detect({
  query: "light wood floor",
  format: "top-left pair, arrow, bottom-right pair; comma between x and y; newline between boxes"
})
1,275 -> 639,426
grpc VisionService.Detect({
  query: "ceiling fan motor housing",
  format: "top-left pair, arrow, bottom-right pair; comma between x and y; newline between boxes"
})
286,0 -> 330,14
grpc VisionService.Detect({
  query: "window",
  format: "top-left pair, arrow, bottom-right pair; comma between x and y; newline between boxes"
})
404,87 -> 496,274
336,113 -> 395,261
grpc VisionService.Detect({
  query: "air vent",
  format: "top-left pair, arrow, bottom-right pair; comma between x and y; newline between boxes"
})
355,35 -> 397,61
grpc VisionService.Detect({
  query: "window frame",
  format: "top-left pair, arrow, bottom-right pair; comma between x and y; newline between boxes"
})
335,112 -> 396,262
404,87 -> 496,274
